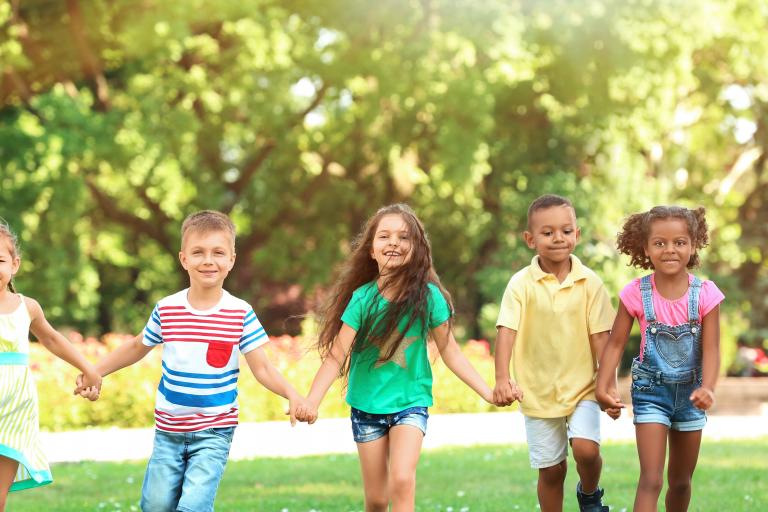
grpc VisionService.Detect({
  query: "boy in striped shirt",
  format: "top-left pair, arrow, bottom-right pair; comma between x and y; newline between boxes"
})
86,210 -> 306,512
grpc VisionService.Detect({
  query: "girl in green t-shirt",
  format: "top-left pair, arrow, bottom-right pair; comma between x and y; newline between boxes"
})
296,203 -> 495,511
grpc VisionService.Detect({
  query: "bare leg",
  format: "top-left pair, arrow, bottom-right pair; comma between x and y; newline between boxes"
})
357,436 -> 390,512
665,429 -> 702,512
571,438 -> 602,493
0,456 -> 19,512
387,425 -> 424,512
634,423 -> 668,512
538,460 -> 567,512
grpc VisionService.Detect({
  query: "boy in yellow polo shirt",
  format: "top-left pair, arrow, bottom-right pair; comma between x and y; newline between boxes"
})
493,194 -> 617,512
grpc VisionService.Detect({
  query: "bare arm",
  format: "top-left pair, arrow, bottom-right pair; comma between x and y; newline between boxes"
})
595,302 -> 634,411
95,333 -> 154,377
690,305 -> 720,410
243,346 -> 303,425
26,297 -> 102,392
492,326 -> 523,406
432,322 -> 493,404
305,324 -> 357,410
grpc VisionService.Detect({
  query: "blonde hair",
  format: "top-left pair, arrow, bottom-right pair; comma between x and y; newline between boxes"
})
180,210 -> 236,249
0,220 -> 20,292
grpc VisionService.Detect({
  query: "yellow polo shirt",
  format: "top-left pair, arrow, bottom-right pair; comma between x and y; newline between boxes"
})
496,255 -> 615,418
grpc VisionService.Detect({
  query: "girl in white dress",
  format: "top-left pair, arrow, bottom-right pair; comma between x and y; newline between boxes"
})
0,221 -> 101,509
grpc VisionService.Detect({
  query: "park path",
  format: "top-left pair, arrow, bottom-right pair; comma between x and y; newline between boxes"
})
41,411 -> 768,463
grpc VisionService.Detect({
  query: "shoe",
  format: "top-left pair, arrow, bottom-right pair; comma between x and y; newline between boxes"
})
576,481 -> 609,511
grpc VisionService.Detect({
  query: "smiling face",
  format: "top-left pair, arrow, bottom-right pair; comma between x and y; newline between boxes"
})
0,238 -> 20,295
644,218 -> 694,277
370,214 -> 413,274
179,229 -> 236,291
524,204 -> 580,270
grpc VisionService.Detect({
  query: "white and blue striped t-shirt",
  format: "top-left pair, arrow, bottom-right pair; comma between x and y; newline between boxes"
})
142,289 -> 268,432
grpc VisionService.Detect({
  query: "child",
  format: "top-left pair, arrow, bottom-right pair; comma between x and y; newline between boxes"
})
78,211 -> 307,512
0,221 -> 100,508
493,194 -> 616,512
595,205 -> 723,511
295,203 -> 495,511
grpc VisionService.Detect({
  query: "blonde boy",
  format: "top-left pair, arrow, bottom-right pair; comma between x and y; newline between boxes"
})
79,210 -> 305,512
493,195 -> 616,512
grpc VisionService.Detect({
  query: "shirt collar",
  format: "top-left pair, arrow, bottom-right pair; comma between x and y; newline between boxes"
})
528,254 -> 588,284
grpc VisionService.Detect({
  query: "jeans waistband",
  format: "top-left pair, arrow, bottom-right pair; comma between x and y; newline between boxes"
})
0,352 -> 29,366
631,362 -> 698,384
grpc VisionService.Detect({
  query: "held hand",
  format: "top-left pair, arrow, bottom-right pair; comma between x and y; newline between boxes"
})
285,396 -> 300,427
493,378 -> 522,407
690,386 -> 715,410
596,386 -> 625,417
295,400 -> 319,425
73,373 -> 101,401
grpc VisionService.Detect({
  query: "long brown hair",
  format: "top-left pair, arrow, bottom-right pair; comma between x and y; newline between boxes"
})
617,205 -> 709,269
316,204 -> 453,376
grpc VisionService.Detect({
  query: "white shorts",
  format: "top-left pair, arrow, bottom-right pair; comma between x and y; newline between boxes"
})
524,400 -> 601,469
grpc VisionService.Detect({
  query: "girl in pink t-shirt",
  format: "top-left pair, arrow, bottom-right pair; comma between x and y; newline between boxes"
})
596,206 -> 723,512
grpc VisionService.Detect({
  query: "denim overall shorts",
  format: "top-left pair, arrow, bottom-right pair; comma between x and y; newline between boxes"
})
630,275 -> 706,431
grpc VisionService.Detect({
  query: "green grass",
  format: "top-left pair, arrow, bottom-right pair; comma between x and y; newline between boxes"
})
10,439 -> 768,511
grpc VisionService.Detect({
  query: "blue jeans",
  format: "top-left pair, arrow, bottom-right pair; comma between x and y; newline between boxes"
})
350,406 -> 428,443
141,427 -> 234,512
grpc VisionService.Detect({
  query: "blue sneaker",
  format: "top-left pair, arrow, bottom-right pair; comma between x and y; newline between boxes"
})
576,482 -> 609,511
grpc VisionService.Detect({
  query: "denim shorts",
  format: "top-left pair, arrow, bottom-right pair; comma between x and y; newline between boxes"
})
141,427 -> 234,512
631,366 -> 706,431
350,406 -> 429,443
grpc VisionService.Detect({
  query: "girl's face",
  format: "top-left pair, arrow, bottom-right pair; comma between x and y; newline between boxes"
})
370,214 -> 413,274
644,218 -> 693,277
0,240 -> 20,293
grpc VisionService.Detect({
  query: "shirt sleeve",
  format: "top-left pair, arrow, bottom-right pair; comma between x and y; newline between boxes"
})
340,290 -> 364,330
142,304 -> 163,346
427,284 -> 452,329
587,279 -> 616,334
699,280 -> 725,318
239,308 -> 269,355
619,279 -> 643,319
496,278 -> 522,330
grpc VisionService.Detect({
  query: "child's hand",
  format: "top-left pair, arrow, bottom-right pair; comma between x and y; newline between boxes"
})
596,387 -> 624,417
493,378 -> 523,407
73,373 -> 101,401
295,400 -> 318,424
690,386 -> 715,410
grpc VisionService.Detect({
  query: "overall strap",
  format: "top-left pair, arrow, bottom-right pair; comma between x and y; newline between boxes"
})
687,276 -> 702,323
639,275 -> 656,323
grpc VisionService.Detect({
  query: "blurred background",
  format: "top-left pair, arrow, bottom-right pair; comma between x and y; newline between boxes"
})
1,0 -> 767,381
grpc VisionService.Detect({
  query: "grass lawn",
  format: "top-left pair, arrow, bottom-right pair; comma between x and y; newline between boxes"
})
10,439 -> 767,511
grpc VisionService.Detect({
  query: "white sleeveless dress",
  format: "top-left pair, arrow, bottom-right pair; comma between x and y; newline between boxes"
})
0,295 -> 52,491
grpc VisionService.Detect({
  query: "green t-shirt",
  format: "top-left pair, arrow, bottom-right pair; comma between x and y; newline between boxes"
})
341,281 -> 451,414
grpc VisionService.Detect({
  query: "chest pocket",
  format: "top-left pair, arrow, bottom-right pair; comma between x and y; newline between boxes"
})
653,329 -> 695,368
206,342 -> 235,368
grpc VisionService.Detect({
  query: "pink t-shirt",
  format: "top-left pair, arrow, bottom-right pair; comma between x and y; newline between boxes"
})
620,274 -> 724,362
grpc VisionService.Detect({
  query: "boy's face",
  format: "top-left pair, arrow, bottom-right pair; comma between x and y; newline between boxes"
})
524,205 -> 580,268
179,230 -> 236,291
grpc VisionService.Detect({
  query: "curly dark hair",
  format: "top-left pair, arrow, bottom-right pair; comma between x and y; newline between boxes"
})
616,206 -> 709,270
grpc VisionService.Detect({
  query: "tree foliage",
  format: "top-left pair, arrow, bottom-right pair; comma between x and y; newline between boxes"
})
1,0 -> 766,356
